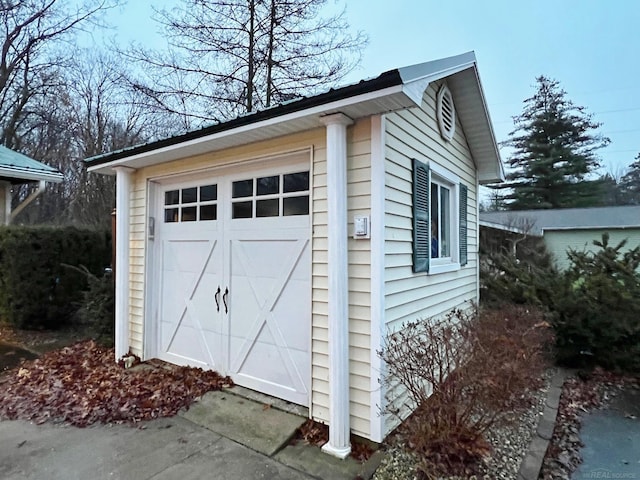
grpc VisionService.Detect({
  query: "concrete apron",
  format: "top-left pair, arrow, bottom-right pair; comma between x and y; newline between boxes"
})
179,387 -> 380,480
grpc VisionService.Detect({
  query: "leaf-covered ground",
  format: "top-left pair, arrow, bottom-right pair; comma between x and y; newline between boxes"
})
0,340 -> 233,427
291,418 -> 375,463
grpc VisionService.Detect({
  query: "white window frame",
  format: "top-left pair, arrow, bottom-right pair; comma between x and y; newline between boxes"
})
429,163 -> 460,275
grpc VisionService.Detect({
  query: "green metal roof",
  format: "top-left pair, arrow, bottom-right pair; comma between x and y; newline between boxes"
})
0,145 -> 64,183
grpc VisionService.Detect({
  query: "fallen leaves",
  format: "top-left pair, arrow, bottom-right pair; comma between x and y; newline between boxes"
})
291,418 -> 375,463
295,418 -> 329,447
0,340 -> 233,427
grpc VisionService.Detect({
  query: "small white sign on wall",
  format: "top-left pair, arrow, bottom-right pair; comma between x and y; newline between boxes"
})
353,215 -> 370,239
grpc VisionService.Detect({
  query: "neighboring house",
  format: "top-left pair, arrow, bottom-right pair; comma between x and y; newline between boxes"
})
86,51 -> 503,455
0,145 -> 64,225
480,205 -> 640,270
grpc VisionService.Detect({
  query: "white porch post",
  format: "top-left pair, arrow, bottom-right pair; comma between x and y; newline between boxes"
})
114,166 -> 135,360
320,112 -> 353,459
1,181 -> 10,225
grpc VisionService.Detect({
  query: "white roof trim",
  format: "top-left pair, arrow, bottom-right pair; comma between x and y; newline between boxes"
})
542,225 -> 640,233
88,84 -> 408,174
0,166 -> 64,183
479,220 -> 540,236
399,53 -> 476,105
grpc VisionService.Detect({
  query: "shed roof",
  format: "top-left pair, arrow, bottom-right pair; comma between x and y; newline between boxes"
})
0,145 -> 64,184
86,51 -> 504,184
480,205 -> 640,236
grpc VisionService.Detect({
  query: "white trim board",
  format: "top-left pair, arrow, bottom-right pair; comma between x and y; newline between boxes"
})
369,114 -> 386,443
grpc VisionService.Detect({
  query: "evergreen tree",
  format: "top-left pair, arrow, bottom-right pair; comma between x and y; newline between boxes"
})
619,154 -> 640,205
596,172 -> 625,206
493,76 -> 610,210
551,233 -> 640,371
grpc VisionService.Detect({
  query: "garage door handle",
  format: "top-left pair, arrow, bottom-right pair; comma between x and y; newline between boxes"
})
223,287 -> 229,314
215,286 -> 221,312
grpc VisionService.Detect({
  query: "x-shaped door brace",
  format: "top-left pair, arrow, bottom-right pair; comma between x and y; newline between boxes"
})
163,239 -> 218,367
229,238 -> 309,394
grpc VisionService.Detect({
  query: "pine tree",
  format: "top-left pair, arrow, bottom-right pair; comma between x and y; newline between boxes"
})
551,233 -> 640,371
619,154 -> 640,205
493,76 -> 610,210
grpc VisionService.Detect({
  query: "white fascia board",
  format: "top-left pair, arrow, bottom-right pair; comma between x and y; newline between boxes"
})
479,167 -> 505,185
479,220 -> 537,236
400,61 -> 476,105
87,85 -> 408,175
0,166 -> 64,183
468,67 -> 505,182
542,225 -> 640,233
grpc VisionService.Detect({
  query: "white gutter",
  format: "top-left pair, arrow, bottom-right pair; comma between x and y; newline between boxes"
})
10,180 -> 46,223
542,225 -> 640,232
479,220 -> 541,236
0,166 -> 63,183
87,84 -> 411,174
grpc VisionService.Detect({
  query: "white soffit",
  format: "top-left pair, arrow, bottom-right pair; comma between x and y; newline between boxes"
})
88,86 -> 411,175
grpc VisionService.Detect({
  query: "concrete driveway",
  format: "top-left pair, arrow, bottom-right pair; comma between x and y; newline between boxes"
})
0,416 -> 313,480
0,388 -> 378,480
573,387 -> 640,479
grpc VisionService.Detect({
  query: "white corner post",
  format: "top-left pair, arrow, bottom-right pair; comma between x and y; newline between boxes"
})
320,112 -> 353,459
0,181 -> 10,225
114,166 -> 135,361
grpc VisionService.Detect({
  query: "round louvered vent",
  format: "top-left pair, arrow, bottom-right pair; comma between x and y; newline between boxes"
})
437,84 -> 456,141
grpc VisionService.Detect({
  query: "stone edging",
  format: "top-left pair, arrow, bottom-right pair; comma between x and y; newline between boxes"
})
517,368 -> 569,480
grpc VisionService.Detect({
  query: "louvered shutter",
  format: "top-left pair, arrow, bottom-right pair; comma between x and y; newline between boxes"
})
459,184 -> 468,266
412,158 -> 430,273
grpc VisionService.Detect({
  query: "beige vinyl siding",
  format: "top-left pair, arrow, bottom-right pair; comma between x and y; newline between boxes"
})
129,173 -> 146,353
126,129 -> 326,357
382,81 -> 479,434
544,228 -> 640,270
126,122 -> 374,439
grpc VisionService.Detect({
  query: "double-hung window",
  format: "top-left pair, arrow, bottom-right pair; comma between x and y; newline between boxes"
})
412,158 -> 468,274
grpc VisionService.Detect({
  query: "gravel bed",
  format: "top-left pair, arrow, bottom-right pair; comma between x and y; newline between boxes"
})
373,369 -> 555,480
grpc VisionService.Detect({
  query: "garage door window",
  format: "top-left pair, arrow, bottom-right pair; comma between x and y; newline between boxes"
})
164,184 -> 218,223
232,171 -> 309,219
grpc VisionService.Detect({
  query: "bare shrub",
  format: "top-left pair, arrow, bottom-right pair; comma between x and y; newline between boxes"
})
380,306 -> 552,478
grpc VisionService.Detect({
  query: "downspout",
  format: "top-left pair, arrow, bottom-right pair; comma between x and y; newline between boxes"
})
114,166 -> 135,360
9,180 -> 46,223
320,112 -> 353,459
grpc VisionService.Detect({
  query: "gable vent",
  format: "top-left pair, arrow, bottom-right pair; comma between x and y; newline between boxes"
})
437,84 -> 456,142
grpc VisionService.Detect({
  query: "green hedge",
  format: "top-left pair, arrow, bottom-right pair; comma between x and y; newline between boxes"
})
0,226 -> 111,329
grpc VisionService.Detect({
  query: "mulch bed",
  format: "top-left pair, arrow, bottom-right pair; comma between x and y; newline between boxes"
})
0,340 -> 233,427
539,368 -> 640,479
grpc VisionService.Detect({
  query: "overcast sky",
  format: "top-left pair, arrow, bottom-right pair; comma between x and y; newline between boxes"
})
103,0 -> 640,175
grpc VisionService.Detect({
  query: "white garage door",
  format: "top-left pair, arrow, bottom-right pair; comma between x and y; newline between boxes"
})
154,160 -> 311,405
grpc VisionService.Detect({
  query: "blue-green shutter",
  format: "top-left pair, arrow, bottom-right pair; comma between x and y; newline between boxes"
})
459,184 -> 468,266
412,158 -> 430,273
